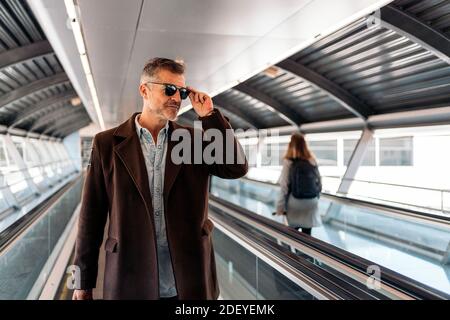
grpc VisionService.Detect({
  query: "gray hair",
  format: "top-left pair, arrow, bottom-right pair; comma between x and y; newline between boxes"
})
140,57 -> 185,84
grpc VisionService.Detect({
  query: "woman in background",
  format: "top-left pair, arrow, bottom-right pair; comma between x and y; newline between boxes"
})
275,132 -> 322,236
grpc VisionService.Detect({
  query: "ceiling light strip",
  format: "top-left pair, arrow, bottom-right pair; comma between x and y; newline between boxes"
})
64,0 -> 105,130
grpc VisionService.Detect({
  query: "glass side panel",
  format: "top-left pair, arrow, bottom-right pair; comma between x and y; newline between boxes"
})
0,177 -> 82,299
212,226 -> 316,300
211,177 -> 450,295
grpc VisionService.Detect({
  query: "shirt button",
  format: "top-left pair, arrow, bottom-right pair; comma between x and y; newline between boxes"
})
157,145 -> 162,149
155,188 -> 160,193
155,210 -> 160,216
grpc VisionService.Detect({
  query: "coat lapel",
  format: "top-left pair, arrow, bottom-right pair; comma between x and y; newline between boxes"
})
113,113 -> 153,215
164,121 -> 182,202
113,113 -> 185,215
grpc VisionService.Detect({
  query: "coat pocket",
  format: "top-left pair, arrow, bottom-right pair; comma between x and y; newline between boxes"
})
105,237 -> 118,253
202,219 -> 215,236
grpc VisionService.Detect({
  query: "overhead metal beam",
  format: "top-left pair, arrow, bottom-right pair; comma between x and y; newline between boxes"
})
42,108 -> 87,134
56,118 -> 91,138
277,59 -> 373,120
0,73 -> 70,110
234,83 -> 304,127
46,119 -> 88,138
368,105 -> 450,128
176,117 -> 193,127
30,105 -> 81,132
380,5 -> 450,65
9,90 -> 77,129
234,105 -> 450,137
178,110 -> 198,123
52,117 -> 91,138
215,106 -> 258,130
0,40 -> 53,72
41,109 -> 88,136
213,95 -> 263,129
54,118 -> 90,137
337,127 -> 374,195
183,113 -> 197,122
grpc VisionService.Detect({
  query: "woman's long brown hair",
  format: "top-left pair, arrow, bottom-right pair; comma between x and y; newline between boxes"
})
284,132 -> 315,161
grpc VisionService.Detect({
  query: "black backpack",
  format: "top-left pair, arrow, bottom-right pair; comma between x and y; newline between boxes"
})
289,159 -> 322,199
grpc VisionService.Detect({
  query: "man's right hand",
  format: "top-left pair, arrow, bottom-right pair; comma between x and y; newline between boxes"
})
72,289 -> 93,300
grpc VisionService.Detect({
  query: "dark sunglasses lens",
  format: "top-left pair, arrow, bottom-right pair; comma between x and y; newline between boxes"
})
164,85 -> 177,96
179,89 -> 190,100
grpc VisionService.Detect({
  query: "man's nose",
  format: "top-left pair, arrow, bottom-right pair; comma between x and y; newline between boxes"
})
168,96 -> 180,106
172,90 -> 182,103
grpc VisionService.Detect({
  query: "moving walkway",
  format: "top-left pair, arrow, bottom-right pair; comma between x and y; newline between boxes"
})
210,176 -> 450,297
208,194 -> 449,300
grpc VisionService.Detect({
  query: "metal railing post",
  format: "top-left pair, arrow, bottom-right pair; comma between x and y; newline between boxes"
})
338,127 -> 374,195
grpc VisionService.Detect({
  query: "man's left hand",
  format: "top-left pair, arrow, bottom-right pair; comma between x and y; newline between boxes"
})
187,87 -> 214,117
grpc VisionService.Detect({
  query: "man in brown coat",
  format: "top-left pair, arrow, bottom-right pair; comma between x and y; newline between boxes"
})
72,58 -> 248,300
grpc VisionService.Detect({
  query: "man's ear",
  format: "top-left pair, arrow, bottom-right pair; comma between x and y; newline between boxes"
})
139,84 -> 150,99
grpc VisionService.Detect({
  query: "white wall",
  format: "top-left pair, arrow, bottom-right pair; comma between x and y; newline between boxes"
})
246,124 -> 450,213
63,131 -> 81,171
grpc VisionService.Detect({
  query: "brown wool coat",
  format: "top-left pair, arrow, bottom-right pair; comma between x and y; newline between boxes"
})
74,109 -> 248,299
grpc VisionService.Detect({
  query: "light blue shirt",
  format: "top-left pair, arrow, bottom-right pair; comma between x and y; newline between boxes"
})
135,115 -> 177,298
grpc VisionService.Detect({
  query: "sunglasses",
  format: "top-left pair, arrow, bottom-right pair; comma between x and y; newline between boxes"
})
145,82 -> 191,100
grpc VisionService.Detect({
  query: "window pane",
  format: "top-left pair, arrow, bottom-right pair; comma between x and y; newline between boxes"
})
80,137 -> 94,169
344,139 -> 376,166
379,137 -> 413,166
244,144 -> 258,168
0,141 -> 7,166
308,140 -> 337,166
277,143 -> 288,165
261,143 -> 287,167
14,142 -> 24,159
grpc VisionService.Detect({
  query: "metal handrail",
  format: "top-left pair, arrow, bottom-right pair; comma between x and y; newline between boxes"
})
237,176 -> 450,223
0,174 -> 83,253
247,173 -> 449,214
0,159 -> 75,176
209,194 -> 450,300
0,160 -> 78,215
211,206 -> 375,300
321,175 -> 450,214
0,159 -> 75,180
0,168 -> 77,191
322,175 -> 450,193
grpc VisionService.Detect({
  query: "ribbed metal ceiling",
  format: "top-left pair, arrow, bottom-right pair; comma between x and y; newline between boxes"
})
397,0 -> 450,37
0,0 -> 91,138
179,0 -> 450,132
291,17 -> 450,114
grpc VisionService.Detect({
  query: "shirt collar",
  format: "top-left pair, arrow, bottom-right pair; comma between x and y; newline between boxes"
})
135,114 -> 169,141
